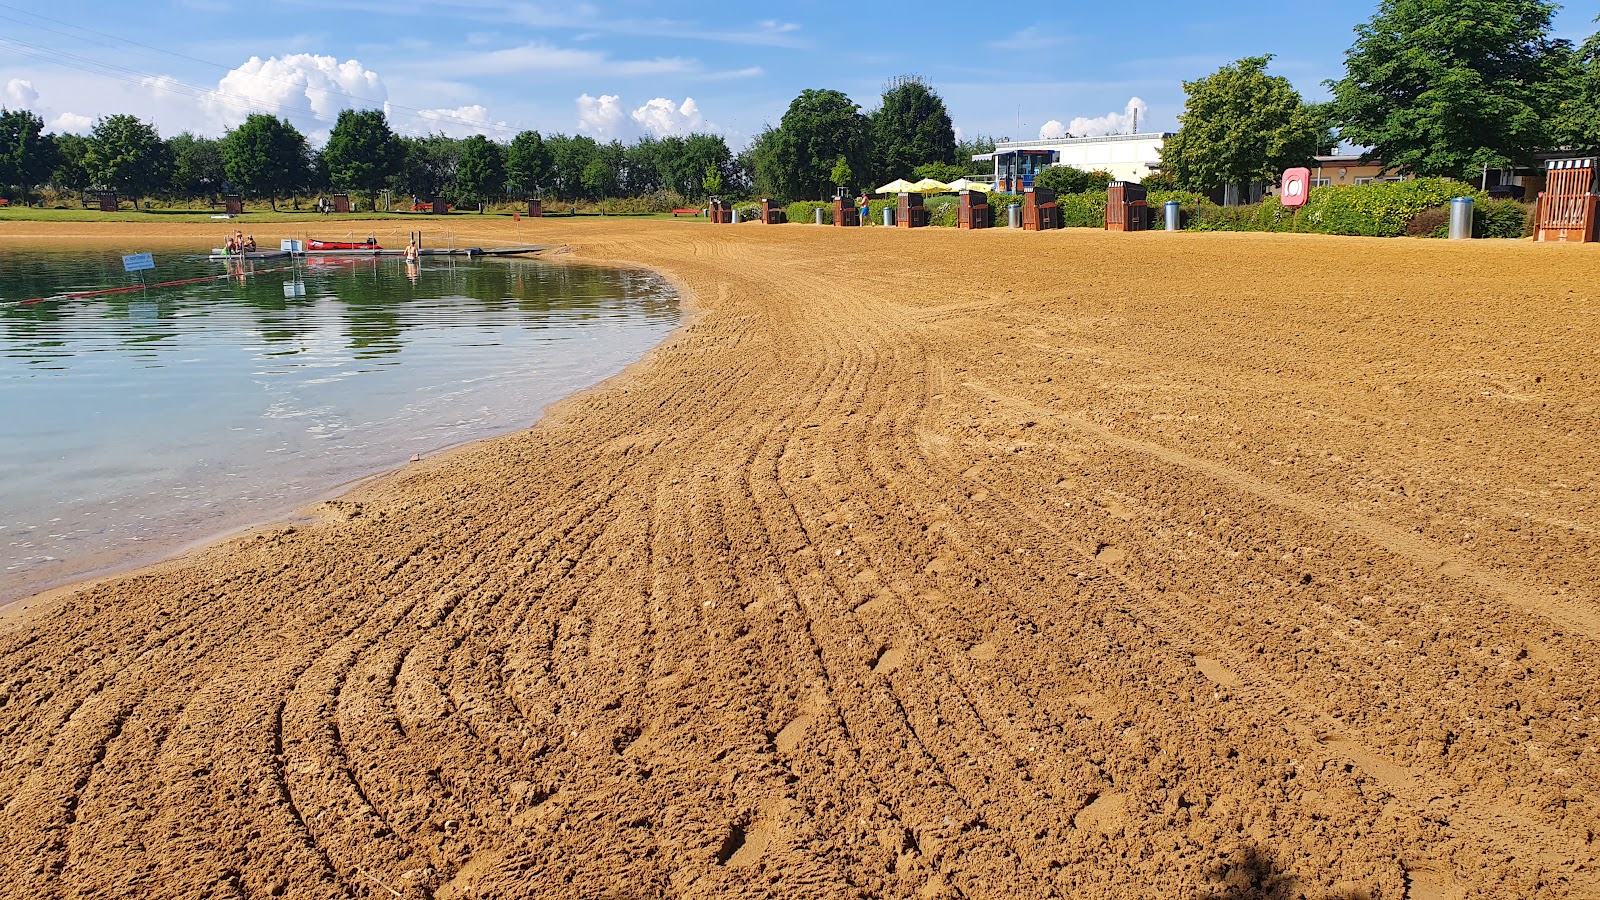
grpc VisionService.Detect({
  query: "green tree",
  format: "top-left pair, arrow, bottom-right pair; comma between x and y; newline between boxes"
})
50,132 -> 91,193
544,133 -> 597,199
661,133 -> 731,199
829,155 -> 853,191
701,163 -> 723,197
222,114 -> 309,209
1034,167 -> 1116,195
1553,17 -> 1600,150
0,108 -> 56,201
911,161 -> 965,183
392,135 -> 464,200
1159,56 -> 1325,198
85,114 -> 170,202
624,137 -> 668,195
165,132 -> 225,200
871,75 -> 957,180
455,134 -> 506,209
323,108 -> 402,200
505,129 -> 551,196
1329,0 -> 1570,176
736,126 -> 782,198
772,89 -> 872,201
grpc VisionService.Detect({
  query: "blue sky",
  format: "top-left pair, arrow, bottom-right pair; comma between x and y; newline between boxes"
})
1,0 -> 1595,146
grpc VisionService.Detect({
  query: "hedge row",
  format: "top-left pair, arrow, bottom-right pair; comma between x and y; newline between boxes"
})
772,179 -> 1532,238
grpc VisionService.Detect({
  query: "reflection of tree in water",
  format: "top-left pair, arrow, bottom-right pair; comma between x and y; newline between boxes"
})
0,252 -> 679,369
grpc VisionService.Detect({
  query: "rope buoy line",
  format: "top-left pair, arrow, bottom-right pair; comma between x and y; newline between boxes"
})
13,264 -> 298,305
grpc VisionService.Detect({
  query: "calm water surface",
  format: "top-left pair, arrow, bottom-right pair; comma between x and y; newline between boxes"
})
0,250 -> 679,601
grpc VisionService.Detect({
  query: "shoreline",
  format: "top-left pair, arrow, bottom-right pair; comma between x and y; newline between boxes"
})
0,218 -> 1596,897
0,241 -> 687,616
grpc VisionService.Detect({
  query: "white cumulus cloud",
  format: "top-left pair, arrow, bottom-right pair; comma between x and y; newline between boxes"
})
51,112 -> 94,133
394,103 -> 510,138
1038,119 -> 1068,140
4,78 -> 39,109
202,54 -> 388,136
576,93 -> 628,139
630,97 -> 705,137
579,94 -> 728,141
1068,97 -> 1149,137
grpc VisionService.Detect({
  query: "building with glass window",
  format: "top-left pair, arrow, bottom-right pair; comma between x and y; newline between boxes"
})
974,133 -> 1172,191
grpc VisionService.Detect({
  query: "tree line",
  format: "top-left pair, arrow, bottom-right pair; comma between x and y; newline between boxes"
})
0,107 -> 738,208
0,75 -> 970,208
4,0 -> 1597,208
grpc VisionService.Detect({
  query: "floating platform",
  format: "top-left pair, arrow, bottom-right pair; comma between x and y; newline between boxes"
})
207,246 -> 553,262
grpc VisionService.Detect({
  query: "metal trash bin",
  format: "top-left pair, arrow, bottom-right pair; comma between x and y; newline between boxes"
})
1449,197 -> 1474,240
1165,200 -> 1181,231
1008,203 -> 1021,229
883,207 -> 894,227
815,207 -> 824,225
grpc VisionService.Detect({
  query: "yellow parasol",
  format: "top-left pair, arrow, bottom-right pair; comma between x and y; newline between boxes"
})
910,178 -> 952,194
946,178 -> 992,193
875,179 -> 916,194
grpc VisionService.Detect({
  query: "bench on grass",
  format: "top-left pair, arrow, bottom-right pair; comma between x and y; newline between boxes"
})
672,207 -> 704,217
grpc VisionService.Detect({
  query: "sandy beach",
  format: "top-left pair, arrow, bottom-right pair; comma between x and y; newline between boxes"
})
1,218 -> 1597,898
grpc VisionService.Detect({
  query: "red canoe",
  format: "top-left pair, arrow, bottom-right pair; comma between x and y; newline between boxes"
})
307,238 -> 382,251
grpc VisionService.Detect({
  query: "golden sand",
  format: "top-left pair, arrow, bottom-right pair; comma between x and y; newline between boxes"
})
0,218 -> 1597,898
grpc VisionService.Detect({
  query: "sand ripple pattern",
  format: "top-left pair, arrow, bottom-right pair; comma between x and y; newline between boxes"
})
1,222 -> 1598,899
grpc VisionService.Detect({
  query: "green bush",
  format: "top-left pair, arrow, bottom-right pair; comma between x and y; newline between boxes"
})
1300,178 -> 1482,237
1143,190 -> 1206,230
733,203 -> 760,222
1404,207 -> 1451,238
926,195 -> 959,227
1475,199 -> 1533,239
787,200 -> 833,224
1057,192 -> 1108,228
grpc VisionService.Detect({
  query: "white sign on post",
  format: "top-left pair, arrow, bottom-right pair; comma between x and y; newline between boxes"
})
122,253 -> 155,272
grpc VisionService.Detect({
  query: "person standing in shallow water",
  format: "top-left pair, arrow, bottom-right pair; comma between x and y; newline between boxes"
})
405,238 -> 419,262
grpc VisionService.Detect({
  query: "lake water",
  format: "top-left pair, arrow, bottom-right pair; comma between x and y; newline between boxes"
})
0,250 -> 680,602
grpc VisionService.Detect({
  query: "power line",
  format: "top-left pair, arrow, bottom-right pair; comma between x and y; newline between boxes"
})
0,5 -> 520,137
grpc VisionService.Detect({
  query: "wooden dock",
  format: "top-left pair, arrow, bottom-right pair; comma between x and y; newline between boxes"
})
208,246 -> 554,262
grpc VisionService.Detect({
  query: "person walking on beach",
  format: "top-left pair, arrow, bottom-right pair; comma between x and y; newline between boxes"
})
858,192 -> 870,226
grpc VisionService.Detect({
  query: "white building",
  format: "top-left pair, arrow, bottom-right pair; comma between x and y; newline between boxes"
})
976,132 -> 1172,191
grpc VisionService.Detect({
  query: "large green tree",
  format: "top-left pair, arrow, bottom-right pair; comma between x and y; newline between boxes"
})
1552,17 -> 1600,150
772,89 -> 872,201
165,132 -> 225,200
455,134 -> 506,208
1159,56 -> 1326,198
1329,0 -> 1570,176
222,114 -> 309,209
735,126 -> 781,198
544,133 -> 598,199
392,134 -> 464,199
50,133 -> 91,193
323,108 -> 402,199
871,76 -> 957,180
505,129 -> 551,196
85,114 -> 170,202
0,108 -> 55,201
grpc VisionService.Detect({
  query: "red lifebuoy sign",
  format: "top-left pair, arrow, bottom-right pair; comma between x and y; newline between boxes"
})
1281,167 -> 1311,208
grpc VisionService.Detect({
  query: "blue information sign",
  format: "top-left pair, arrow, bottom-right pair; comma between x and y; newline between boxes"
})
122,253 -> 155,272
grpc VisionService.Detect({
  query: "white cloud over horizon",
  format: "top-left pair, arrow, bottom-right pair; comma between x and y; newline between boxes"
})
577,93 -> 734,142
1069,97 -> 1150,136
4,78 -> 39,109
394,103 -> 511,138
203,54 -> 387,135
